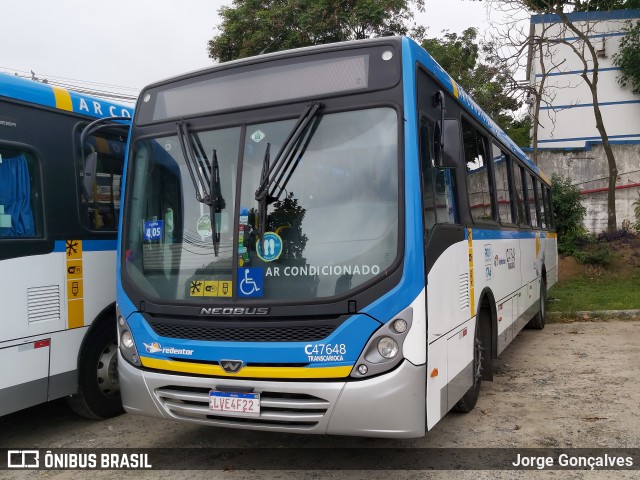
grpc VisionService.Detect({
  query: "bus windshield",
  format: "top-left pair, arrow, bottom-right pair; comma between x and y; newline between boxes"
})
123,107 -> 399,303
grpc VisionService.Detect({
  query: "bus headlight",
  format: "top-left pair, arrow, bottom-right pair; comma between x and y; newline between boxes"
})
116,309 -> 140,367
392,319 -> 408,333
121,329 -> 134,349
377,337 -> 399,359
350,306 -> 413,379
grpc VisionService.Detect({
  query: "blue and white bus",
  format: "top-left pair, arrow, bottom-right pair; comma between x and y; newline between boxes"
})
0,72 -> 132,418
117,37 -> 557,437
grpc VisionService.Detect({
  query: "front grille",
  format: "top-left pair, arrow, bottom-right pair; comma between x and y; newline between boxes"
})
149,322 -> 335,342
156,386 -> 330,429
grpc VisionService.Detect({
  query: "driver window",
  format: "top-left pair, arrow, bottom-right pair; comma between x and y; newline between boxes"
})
77,124 -> 128,231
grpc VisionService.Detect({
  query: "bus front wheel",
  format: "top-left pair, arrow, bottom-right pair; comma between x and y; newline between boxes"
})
67,319 -> 124,419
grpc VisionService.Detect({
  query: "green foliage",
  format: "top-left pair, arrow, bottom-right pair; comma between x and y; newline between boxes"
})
551,174 -> 587,255
614,20 -> 640,95
504,117 -> 532,149
574,245 -> 612,265
548,271 -> 640,312
208,0 -> 424,62
419,28 -> 520,133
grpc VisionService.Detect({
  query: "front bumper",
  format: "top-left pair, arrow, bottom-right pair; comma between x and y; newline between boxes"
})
119,352 -> 426,438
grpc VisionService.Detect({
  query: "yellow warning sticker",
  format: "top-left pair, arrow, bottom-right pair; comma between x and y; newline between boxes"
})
66,260 -> 83,279
67,279 -> 84,300
189,280 -> 204,296
68,298 -> 84,329
65,240 -> 84,329
203,281 -> 219,297
65,239 -> 82,260
190,279 -> 233,297
218,281 -> 232,297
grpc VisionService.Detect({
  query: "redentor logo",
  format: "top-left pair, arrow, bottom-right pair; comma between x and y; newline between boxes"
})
7,450 -> 39,468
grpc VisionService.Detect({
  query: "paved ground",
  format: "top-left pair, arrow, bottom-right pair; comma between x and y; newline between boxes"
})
1,320 -> 639,479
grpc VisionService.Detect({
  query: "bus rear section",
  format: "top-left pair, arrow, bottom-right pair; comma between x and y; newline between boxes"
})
0,72 -> 132,417
117,37 -> 556,437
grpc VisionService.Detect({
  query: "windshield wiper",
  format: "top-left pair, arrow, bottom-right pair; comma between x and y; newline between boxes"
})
254,102 -> 321,240
176,120 -> 221,256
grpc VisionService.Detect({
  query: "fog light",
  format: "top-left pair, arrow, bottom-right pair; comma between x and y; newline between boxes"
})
118,316 -> 125,327
377,337 -> 399,359
357,364 -> 368,375
121,330 -> 134,349
132,354 -> 139,364
393,319 -> 408,333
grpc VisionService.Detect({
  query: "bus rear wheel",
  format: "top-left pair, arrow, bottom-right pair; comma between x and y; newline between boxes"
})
67,319 -> 124,419
453,318 -> 483,413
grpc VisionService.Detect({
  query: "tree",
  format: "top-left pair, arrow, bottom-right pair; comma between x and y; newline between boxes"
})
614,19 -> 640,94
208,0 -> 424,62
418,27 -> 523,140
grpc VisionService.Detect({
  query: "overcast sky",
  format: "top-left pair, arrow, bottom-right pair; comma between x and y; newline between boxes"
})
0,0 -> 524,101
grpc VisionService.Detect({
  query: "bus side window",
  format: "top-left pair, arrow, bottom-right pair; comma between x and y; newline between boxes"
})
78,126 -> 127,231
420,118 -> 458,235
545,185 -> 554,229
492,143 -> 513,224
526,174 -> 539,228
419,118 -> 437,233
462,119 -> 493,222
538,180 -> 548,230
0,148 -> 43,238
512,162 -> 527,226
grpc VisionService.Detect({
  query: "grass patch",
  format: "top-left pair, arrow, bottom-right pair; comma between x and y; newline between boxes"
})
548,271 -> 640,313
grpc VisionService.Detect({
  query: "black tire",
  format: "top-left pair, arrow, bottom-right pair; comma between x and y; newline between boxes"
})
526,277 -> 547,330
67,319 -> 123,419
453,318 -> 483,413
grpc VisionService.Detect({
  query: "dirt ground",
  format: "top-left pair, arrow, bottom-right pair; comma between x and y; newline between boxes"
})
1,320 -> 639,479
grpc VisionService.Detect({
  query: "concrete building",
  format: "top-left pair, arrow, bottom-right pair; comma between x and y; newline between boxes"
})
526,9 -> 640,232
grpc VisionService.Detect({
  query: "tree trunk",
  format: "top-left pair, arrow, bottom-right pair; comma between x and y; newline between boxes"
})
560,11 -> 618,233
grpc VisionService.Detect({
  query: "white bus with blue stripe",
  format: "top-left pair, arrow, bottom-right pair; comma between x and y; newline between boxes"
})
0,72 -> 133,418
117,37 -> 557,437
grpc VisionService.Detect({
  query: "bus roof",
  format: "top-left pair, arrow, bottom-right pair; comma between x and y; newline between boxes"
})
137,36 -> 546,184
0,72 -> 134,119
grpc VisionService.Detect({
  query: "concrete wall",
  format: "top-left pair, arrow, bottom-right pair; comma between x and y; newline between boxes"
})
536,144 -> 640,232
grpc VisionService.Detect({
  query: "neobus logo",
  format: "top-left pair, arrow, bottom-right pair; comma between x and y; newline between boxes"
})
200,307 -> 270,316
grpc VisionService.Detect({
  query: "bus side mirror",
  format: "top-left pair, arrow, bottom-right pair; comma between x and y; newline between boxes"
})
82,152 -> 98,202
435,119 -> 460,169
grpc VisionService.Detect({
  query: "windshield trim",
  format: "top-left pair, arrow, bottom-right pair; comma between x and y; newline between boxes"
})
122,100 -> 406,311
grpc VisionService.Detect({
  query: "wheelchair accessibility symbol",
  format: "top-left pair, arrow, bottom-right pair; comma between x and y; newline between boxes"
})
238,268 -> 264,298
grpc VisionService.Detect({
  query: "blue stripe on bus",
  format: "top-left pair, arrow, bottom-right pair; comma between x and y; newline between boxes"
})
467,229 -> 543,240
0,72 -> 133,119
53,239 -> 117,252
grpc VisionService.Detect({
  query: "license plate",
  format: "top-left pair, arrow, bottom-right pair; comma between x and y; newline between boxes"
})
209,391 -> 260,415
